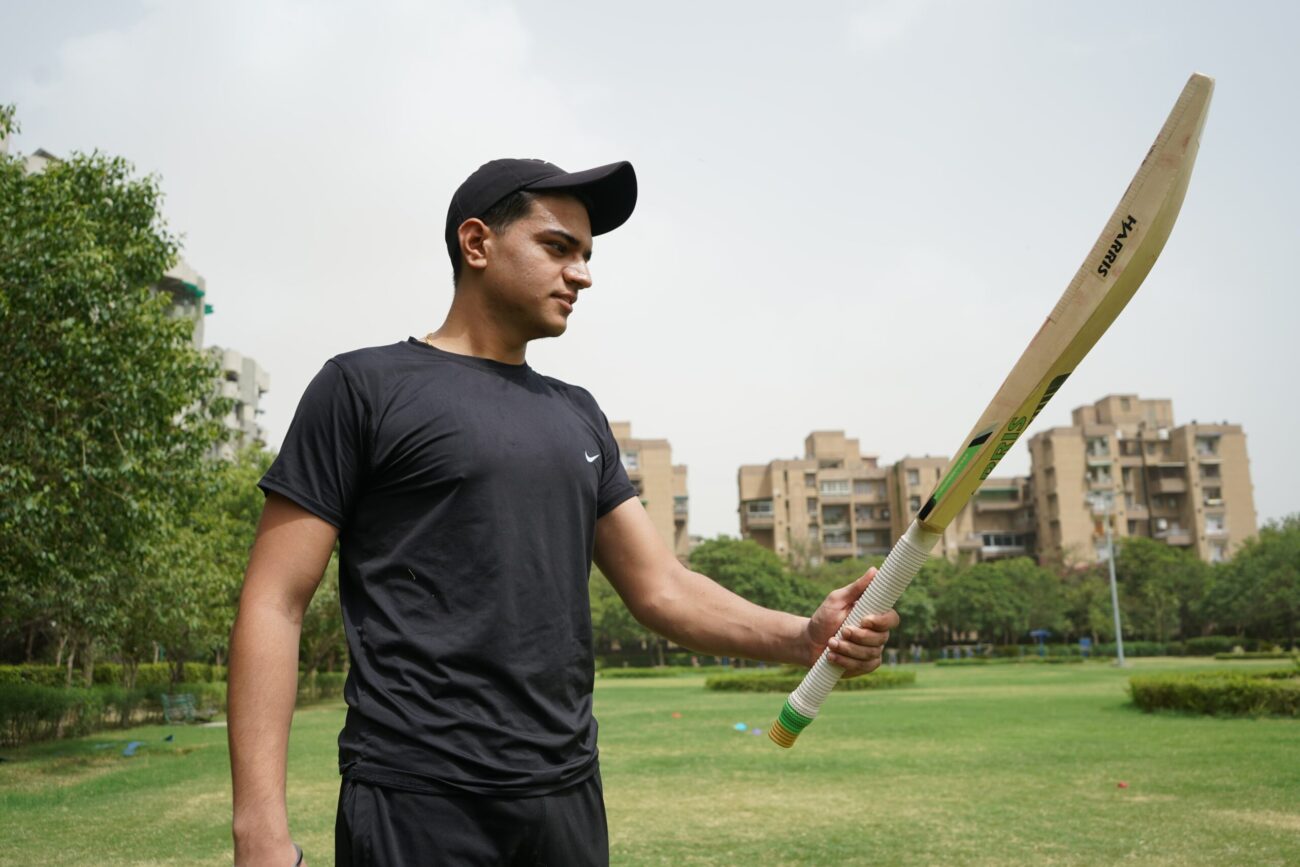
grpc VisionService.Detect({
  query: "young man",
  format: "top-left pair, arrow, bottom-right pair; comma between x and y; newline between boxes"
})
228,158 -> 899,866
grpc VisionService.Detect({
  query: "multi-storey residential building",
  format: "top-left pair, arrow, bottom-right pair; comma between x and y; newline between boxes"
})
1027,395 -> 1256,564
611,422 -> 690,561
738,431 -> 1036,565
160,258 -> 269,457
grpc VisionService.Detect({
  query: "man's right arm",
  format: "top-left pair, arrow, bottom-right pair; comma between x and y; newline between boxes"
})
229,493 -> 339,867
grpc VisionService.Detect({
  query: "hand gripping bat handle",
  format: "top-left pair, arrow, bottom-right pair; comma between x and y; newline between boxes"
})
768,520 -> 942,748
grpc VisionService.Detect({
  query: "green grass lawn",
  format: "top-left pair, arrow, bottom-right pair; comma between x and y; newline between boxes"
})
2,659 -> 1297,865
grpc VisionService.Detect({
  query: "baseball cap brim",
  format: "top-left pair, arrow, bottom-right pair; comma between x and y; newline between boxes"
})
525,161 -> 637,236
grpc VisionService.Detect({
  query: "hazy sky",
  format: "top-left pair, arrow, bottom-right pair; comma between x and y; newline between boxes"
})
4,0 -> 1297,539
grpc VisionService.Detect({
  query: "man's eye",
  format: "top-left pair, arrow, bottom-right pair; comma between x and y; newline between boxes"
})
548,241 -> 566,253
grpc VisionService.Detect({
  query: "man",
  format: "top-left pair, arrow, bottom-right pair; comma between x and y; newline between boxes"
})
228,158 -> 899,866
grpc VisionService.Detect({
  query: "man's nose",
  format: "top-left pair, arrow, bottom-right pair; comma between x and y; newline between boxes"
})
563,263 -> 592,289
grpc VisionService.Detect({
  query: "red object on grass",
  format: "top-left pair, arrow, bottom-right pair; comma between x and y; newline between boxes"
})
1117,782 -> 1129,789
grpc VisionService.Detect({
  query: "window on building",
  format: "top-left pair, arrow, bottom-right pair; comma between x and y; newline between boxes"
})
1087,465 -> 1113,487
806,497 -> 818,516
909,495 -> 921,513
1195,435 -> 1220,457
819,479 -> 850,497
880,507 -> 890,520
1120,397 -> 1131,411
906,469 -> 920,486
674,496 -> 688,515
1209,542 -> 1226,563
1203,486 -> 1222,505
1205,513 -> 1225,534
621,451 -> 639,471
1086,437 -> 1110,457
804,472 -> 816,488
822,505 -> 848,526
746,499 -> 774,518
854,505 -> 872,523
823,528 -> 851,546
1200,464 -> 1221,480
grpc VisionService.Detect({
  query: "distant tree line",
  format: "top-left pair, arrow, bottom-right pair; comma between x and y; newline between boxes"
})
591,516 -> 1300,664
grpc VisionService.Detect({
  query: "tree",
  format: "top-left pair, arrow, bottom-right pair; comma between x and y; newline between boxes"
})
689,537 -> 821,614
0,106 -> 228,683
1114,536 -> 1207,642
936,559 -> 1031,645
588,567 -> 655,658
1208,515 -> 1300,645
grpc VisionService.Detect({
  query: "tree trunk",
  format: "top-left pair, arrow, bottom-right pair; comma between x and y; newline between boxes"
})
81,640 -> 95,688
64,640 -> 76,688
24,623 -> 36,663
55,632 -> 68,670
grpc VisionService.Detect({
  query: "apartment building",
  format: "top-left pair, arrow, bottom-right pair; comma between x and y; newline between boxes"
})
611,422 -> 690,561
1027,395 -> 1256,564
738,431 -> 1036,565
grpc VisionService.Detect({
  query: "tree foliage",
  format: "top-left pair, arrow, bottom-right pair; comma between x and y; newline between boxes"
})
0,107 -> 229,681
689,537 -> 821,614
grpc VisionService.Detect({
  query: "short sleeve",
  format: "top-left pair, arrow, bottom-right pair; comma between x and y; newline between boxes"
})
259,360 -> 369,528
595,412 -> 638,518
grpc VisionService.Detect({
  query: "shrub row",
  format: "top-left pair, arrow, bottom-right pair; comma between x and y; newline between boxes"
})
935,657 -> 1085,667
705,669 -> 915,693
0,662 -> 228,687
1213,651 -> 1297,661
597,665 -> 736,679
0,681 -> 229,747
1128,671 -> 1300,717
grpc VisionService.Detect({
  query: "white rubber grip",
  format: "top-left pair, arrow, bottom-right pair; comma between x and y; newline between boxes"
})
786,520 -> 942,720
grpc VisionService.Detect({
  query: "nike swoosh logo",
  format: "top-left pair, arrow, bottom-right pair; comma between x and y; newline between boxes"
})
585,451 -> 600,463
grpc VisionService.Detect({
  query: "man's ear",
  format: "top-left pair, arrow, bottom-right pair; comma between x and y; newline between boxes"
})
459,218 -> 491,274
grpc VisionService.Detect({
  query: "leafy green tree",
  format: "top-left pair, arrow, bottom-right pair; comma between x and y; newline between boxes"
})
588,567 -> 655,657
300,553 -> 346,675
1208,515 -> 1300,644
689,537 -> 820,614
0,106 -> 228,683
936,558 -> 1031,644
1060,564 -> 1116,643
1114,536 -> 1207,642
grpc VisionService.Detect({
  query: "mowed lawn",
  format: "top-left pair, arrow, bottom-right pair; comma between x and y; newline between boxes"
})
2,659 -> 1297,866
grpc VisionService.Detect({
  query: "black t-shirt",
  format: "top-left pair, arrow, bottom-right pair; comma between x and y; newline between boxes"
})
259,338 -> 637,795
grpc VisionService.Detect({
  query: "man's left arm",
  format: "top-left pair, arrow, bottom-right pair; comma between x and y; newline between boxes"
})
593,498 -> 897,675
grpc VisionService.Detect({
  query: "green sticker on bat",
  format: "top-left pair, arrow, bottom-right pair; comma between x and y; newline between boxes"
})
919,427 -> 994,520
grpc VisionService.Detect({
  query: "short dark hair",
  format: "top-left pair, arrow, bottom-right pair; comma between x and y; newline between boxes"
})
448,189 -> 595,286
450,190 -> 538,286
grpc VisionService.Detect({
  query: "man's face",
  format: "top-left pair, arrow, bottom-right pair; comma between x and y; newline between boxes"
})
481,193 -> 594,341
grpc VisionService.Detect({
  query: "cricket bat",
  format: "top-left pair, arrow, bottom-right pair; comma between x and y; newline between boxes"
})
768,72 -> 1215,748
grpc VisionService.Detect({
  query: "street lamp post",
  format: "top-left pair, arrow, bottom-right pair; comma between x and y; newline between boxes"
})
1090,490 -> 1127,667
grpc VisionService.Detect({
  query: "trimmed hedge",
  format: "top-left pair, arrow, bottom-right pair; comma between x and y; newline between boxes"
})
0,662 -> 229,688
936,656 -> 1085,667
1214,651 -> 1297,661
705,669 -> 915,693
1129,671 -> 1300,717
597,666 -> 734,679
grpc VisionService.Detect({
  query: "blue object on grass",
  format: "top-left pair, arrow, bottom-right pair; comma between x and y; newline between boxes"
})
733,722 -> 747,731
164,734 -> 174,742
122,741 -> 145,757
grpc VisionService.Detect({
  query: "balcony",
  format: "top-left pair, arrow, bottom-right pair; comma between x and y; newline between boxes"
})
1126,503 -> 1149,519
1158,529 -> 1193,546
745,512 -> 774,528
1150,477 -> 1188,495
975,498 -> 1023,513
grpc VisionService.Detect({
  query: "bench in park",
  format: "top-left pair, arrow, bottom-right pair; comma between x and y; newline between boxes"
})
160,693 -> 217,724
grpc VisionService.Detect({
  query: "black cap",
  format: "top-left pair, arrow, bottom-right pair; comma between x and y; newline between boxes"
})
444,158 -> 637,263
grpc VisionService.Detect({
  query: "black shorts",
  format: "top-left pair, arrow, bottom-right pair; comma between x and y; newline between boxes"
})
334,772 -> 609,866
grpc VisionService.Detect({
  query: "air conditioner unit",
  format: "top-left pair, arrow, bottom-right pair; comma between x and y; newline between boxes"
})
1157,428 -> 1170,441
1156,518 -> 1169,531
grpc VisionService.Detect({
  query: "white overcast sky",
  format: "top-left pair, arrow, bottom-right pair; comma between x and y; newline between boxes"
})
4,0 -> 1297,539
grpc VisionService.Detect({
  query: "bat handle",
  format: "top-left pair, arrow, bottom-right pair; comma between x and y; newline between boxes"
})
768,520 -> 941,748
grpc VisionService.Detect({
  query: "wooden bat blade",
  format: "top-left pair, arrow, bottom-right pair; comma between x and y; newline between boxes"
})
918,73 -> 1214,532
